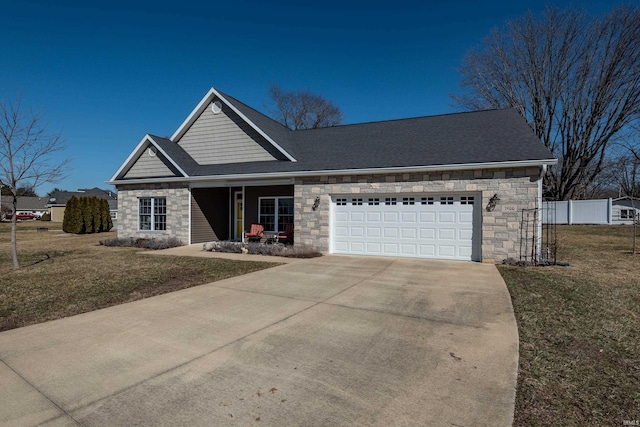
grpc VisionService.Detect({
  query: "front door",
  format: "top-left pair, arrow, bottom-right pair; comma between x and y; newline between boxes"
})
233,191 -> 243,240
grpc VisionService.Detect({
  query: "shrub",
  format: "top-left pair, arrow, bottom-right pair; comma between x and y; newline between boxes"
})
40,212 -> 51,221
100,237 -> 183,250
64,196 -> 114,234
203,241 -> 322,258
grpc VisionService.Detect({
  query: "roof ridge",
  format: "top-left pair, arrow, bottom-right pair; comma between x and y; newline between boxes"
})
293,108 -> 513,132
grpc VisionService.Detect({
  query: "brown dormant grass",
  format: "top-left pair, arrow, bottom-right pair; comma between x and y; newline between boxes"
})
0,221 -> 279,331
500,225 -> 640,426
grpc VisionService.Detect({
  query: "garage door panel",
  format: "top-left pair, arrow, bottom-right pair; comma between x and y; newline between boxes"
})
401,212 -> 417,222
383,212 -> 399,222
367,212 -> 381,222
459,229 -> 473,240
438,212 -> 456,223
420,212 -> 436,223
438,228 -> 456,240
459,211 -> 474,223
438,245 -> 456,257
420,228 -> 436,239
334,226 -> 348,237
350,242 -> 365,252
350,211 -> 365,222
332,194 -> 478,261
419,244 -> 436,256
366,227 -> 381,238
401,244 -> 417,255
350,227 -> 364,237
402,228 -> 417,238
366,242 -> 382,253
384,228 -> 398,238
335,212 -> 349,222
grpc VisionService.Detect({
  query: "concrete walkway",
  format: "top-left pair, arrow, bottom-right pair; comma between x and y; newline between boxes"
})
0,255 -> 518,426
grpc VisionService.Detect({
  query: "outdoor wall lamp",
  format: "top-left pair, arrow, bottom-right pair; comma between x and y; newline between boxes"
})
486,193 -> 500,212
312,196 -> 320,211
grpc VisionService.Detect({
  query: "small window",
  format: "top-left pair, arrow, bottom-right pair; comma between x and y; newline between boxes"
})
620,209 -> 635,220
402,197 -> 415,205
139,197 -> 166,231
368,198 -> 380,205
440,196 -> 454,205
461,196 -> 475,205
421,197 -> 434,205
351,198 -> 363,206
385,197 -> 397,205
336,198 -> 347,206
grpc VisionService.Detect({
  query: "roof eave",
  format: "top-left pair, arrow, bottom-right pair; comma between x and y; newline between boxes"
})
107,158 -> 557,186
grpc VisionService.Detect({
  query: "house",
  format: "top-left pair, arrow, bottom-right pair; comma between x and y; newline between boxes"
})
108,88 -> 556,262
46,188 -> 118,223
0,196 -> 49,219
613,196 -> 640,224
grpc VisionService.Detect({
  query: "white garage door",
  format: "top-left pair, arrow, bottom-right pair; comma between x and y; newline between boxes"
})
331,194 -> 479,261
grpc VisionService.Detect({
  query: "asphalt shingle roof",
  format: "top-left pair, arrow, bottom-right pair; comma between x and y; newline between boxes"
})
116,90 -> 555,181
184,107 -> 554,177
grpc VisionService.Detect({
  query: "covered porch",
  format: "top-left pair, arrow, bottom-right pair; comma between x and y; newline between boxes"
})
190,181 -> 294,245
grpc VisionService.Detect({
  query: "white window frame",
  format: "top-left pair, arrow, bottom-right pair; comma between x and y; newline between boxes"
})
258,196 -> 293,232
139,197 -> 166,231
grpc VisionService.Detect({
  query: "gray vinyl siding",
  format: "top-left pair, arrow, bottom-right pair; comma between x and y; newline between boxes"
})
124,146 -> 179,179
176,100 -> 283,165
190,188 -> 230,243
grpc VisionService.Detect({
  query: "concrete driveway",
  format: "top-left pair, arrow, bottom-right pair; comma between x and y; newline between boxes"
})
0,255 -> 518,426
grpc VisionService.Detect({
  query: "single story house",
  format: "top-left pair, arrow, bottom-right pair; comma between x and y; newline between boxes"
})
46,188 -> 118,223
108,88 -> 556,262
0,196 -> 49,219
613,196 -> 640,224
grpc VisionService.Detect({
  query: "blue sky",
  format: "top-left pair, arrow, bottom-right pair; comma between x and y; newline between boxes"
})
1,0 -> 617,195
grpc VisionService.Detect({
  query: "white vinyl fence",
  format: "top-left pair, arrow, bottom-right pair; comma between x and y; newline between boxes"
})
542,199 -> 612,224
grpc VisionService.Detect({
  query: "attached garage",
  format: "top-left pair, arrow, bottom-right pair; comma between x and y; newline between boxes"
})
330,193 -> 480,261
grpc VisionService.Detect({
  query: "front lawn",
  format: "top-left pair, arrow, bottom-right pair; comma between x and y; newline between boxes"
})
0,222 -> 280,331
500,225 -> 640,426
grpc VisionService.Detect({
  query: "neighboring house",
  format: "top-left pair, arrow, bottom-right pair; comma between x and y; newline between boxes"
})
0,196 -> 49,219
542,197 -> 640,225
108,88 -> 556,262
613,196 -> 640,224
46,188 -> 118,223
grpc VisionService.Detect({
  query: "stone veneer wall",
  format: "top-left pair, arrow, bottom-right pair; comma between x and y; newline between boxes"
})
294,167 -> 541,263
117,183 -> 190,244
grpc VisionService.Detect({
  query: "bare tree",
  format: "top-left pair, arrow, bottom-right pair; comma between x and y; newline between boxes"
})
0,96 -> 69,268
454,5 -> 640,200
268,84 -> 344,130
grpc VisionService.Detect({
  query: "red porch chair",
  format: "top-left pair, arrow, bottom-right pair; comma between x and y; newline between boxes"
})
277,224 -> 294,245
245,223 -> 264,242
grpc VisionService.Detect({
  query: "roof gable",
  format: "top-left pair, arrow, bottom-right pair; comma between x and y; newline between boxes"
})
170,88 -> 296,162
123,141 -> 183,179
110,135 -> 190,182
175,97 -> 287,165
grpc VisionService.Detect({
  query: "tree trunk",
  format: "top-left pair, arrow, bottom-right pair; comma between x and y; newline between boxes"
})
11,194 -> 19,268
